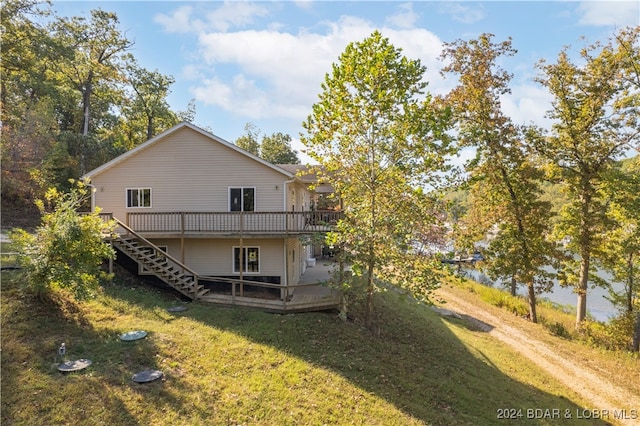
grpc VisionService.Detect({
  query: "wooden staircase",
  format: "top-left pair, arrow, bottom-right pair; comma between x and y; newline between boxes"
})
111,219 -> 209,300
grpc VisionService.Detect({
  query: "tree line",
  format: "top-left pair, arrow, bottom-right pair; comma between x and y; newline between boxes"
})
2,1 -> 192,202
302,28 -> 639,350
1,0 -> 298,207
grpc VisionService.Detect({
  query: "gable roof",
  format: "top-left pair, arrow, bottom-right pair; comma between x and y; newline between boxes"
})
81,121 -> 296,180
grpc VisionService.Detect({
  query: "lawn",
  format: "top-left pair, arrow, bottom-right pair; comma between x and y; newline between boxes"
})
1,270 -> 611,425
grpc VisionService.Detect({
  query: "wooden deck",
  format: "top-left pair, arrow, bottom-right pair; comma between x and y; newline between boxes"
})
199,286 -> 341,313
198,261 -> 341,313
124,211 -> 342,236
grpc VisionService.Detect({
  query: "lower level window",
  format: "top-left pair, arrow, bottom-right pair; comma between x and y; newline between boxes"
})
233,247 -> 260,273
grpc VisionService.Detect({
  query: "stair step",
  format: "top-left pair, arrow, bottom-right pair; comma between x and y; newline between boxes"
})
114,233 -> 200,301
196,288 -> 210,298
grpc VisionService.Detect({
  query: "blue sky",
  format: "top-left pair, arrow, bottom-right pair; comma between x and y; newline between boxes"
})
51,1 -> 639,162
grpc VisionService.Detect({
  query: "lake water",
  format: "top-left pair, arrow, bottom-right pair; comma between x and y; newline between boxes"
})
461,268 -> 622,322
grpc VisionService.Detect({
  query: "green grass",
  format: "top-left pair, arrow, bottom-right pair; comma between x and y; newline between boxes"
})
454,274 -> 600,339
1,271 -> 616,425
446,275 -> 640,396
0,241 -> 19,269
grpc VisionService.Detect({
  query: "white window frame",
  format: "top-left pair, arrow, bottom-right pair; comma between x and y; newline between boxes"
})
228,187 -> 256,212
232,246 -> 260,274
126,188 -> 152,208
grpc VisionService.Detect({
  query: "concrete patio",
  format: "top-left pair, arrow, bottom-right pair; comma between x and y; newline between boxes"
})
290,259 -> 341,304
298,258 -> 338,285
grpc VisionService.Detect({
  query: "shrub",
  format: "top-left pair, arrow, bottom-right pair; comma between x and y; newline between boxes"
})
9,180 -> 116,301
579,313 -> 636,351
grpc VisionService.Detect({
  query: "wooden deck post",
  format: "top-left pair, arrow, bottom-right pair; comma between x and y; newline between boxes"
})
239,211 -> 244,297
180,212 -> 185,272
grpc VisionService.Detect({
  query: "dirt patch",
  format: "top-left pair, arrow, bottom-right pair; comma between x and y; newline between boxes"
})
435,285 -> 639,426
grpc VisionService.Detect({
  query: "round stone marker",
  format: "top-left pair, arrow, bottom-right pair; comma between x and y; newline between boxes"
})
166,306 -> 188,313
58,359 -> 92,372
120,330 -> 147,341
132,369 -> 163,383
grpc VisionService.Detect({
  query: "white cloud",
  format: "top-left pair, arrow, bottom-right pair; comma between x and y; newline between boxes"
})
203,1 -> 270,32
576,1 -> 639,27
191,15 -> 445,120
154,1 -> 270,34
501,84 -> 553,129
386,3 -> 419,29
153,5 -> 196,34
438,2 -> 485,24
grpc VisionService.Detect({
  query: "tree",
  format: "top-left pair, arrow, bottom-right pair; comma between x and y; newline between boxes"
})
9,181 -> 116,301
0,0 -> 55,127
534,29 -> 640,327
1,2 -> 188,206
302,31 -> 453,327
440,34 -> 556,323
260,132 -> 300,164
125,60 -> 177,140
0,1 -> 76,203
234,122 -> 261,156
50,9 -> 133,172
234,125 -> 299,164
112,59 -> 178,150
599,158 -> 640,350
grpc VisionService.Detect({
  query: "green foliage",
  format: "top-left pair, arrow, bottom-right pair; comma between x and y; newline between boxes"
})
547,321 -> 571,339
534,27 -> 640,326
117,58 -> 179,147
302,31 -> 453,326
234,122 -> 261,156
441,33 -> 556,323
579,313 -> 637,351
9,181 -> 116,300
599,157 -> 640,313
234,123 -> 300,164
260,132 -> 299,164
1,1 -> 181,202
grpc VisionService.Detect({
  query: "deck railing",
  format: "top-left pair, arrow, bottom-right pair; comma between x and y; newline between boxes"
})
125,211 -> 342,234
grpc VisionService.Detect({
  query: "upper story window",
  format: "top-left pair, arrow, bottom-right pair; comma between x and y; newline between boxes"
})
229,187 -> 255,211
127,188 -> 151,208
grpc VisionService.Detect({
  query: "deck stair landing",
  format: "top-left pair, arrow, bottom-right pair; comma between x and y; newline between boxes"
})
112,219 -> 209,300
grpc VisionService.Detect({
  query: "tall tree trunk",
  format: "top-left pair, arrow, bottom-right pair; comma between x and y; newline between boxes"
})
510,275 -> 517,296
627,252 -> 634,314
147,115 -> 153,140
365,257 -> 375,329
338,245 -> 348,322
576,184 -> 592,328
527,282 -> 538,323
576,255 -> 590,327
82,71 -> 93,137
80,71 -> 94,175
633,312 -> 640,352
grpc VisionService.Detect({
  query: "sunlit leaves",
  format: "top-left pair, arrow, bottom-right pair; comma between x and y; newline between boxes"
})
302,31 -> 452,325
9,180 -> 116,301
441,33 -> 556,322
534,27 -> 640,325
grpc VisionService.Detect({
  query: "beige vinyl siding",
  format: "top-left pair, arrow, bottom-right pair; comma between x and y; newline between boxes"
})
156,238 -> 286,278
287,238 -> 305,286
90,126 -> 291,221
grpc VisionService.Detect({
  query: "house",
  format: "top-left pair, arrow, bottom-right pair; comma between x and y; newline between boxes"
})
81,122 -> 342,312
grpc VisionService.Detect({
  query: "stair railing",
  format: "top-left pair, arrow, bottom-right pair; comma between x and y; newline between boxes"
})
113,217 -> 201,289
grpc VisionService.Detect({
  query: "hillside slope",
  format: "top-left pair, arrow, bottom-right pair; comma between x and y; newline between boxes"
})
434,283 -> 640,425
2,269 -> 637,425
